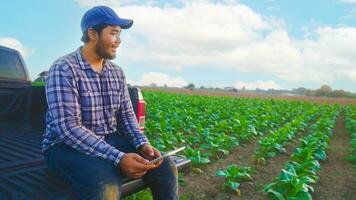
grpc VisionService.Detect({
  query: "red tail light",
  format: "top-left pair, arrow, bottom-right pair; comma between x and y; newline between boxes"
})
137,91 -> 145,133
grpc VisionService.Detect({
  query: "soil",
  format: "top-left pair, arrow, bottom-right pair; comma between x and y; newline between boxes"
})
142,87 -> 356,106
178,139 -> 258,200
178,113 -> 355,200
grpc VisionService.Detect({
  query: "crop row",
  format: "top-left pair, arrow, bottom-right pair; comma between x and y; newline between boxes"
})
215,104 -> 333,194
263,105 -> 340,200
143,91 -> 324,166
344,106 -> 356,168
253,105 -> 321,166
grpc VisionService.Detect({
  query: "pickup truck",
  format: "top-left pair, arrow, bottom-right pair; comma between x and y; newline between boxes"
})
0,45 -> 190,199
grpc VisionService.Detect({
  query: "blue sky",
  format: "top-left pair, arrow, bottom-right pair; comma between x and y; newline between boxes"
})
1,0 -> 356,92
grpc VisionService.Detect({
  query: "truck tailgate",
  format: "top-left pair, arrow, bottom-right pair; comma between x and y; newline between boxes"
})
0,123 -> 190,199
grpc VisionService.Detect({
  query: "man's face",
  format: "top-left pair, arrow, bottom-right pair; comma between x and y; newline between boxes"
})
95,25 -> 121,60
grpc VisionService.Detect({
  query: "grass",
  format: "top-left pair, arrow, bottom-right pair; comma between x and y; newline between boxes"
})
31,81 -> 45,86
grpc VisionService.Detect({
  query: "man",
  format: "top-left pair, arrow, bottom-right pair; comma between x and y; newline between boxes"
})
43,5 -> 178,200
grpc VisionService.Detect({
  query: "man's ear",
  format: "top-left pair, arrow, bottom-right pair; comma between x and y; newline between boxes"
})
87,28 -> 98,42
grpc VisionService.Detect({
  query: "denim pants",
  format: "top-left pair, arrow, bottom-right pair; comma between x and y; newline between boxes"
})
44,133 -> 178,200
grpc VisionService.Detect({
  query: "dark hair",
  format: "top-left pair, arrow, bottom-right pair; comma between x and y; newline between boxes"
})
81,24 -> 109,43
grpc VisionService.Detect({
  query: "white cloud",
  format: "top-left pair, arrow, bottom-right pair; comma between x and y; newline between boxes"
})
339,0 -> 356,3
234,80 -> 282,90
126,78 -> 136,86
299,27 -> 356,83
133,72 -> 188,87
116,2 -> 356,85
76,1 -> 356,88
118,2 -> 276,68
335,68 -> 356,82
0,38 -> 30,58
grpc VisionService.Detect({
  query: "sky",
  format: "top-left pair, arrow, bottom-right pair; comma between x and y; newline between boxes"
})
1,0 -> 356,92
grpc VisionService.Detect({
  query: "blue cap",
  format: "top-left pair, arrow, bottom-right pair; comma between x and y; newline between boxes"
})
81,6 -> 133,33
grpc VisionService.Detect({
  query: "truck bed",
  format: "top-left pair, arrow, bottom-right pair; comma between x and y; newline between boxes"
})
0,122 -> 190,199
0,46 -> 190,199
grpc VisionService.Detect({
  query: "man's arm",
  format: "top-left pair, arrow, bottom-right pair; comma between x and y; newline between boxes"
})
116,70 -> 150,150
46,64 -> 125,166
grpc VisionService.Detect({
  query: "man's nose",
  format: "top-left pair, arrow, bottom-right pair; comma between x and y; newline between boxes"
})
115,35 -> 121,44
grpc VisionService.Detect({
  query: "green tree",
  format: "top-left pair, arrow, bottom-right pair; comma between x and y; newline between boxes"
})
315,84 -> 332,96
185,83 -> 195,90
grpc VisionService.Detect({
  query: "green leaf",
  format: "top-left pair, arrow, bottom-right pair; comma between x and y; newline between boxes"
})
264,182 -> 277,192
267,151 -> 277,158
199,157 -> 210,164
314,149 -> 327,160
293,191 -> 312,200
300,176 -> 316,184
266,189 -> 285,200
280,169 -> 295,181
305,184 -> 314,193
225,181 -> 240,191
216,170 -> 227,177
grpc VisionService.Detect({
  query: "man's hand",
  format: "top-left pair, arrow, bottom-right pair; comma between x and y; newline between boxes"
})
139,144 -> 163,167
119,153 -> 156,179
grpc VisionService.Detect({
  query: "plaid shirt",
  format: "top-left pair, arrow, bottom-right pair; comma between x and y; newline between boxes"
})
42,47 -> 149,166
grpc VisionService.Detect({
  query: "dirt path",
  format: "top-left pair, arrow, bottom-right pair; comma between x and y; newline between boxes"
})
313,113 -> 356,200
178,139 -> 259,200
238,129 -> 310,200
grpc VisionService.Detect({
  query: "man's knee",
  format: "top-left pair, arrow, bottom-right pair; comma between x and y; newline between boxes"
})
101,183 -> 120,200
81,182 -> 121,200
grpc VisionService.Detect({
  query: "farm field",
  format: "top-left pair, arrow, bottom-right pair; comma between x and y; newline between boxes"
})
126,90 -> 356,200
141,87 -> 356,106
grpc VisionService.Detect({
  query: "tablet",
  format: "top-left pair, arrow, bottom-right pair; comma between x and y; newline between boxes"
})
147,146 -> 185,164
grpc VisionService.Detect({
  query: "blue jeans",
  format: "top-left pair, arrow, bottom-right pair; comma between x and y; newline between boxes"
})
44,133 -> 178,200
